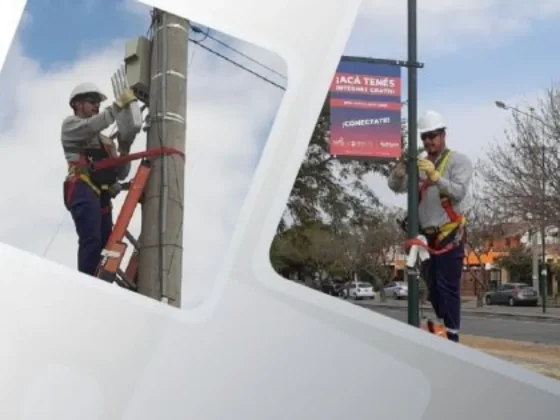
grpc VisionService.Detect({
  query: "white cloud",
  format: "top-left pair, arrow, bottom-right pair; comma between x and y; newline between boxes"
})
0,0 -> 555,304
118,0 -> 152,27
348,0 -> 560,57
0,25 -> 285,305
369,89 -> 546,208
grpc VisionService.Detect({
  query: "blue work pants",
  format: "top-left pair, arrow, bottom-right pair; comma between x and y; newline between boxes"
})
64,179 -> 113,277
421,240 -> 465,342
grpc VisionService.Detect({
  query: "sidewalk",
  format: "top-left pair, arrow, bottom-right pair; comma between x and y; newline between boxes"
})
462,334 -> 560,381
357,298 -> 560,321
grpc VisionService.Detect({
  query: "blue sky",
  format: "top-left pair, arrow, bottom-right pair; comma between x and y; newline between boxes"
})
1,0 -> 560,294
14,0 -> 560,111
7,0 -> 560,213
17,0 -> 147,65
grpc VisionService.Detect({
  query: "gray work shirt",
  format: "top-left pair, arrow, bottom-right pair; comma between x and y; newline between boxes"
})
60,106 -> 130,181
387,149 -> 473,229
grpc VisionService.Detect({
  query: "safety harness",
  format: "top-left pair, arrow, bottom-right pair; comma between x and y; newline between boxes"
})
63,136 -> 123,214
60,142 -> 185,288
405,148 -> 467,255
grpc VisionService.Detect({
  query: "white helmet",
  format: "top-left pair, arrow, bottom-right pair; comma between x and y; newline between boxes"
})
69,82 -> 107,107
418,110 -> 446,134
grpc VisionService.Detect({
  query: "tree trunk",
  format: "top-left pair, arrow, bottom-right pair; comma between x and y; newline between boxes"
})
476,290 -> 484,307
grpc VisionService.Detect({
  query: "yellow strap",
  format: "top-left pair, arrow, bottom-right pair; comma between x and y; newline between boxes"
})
437,220 -> 463,241
435,150 -> 467,239
67,162 -> 114,196
79,174 -> 101,195
437,149 -> 452,174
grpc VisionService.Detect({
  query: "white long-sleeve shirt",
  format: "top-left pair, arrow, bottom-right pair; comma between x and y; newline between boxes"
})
387,149 -> 473,229
60,107 -> 130,181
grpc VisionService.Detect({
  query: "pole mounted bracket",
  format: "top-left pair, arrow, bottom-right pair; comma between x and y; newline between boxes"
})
400,61 -> 424,69
339,56 -> 424,69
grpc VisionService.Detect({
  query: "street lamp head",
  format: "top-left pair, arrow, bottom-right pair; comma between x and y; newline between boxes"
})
495,101 -> 507,110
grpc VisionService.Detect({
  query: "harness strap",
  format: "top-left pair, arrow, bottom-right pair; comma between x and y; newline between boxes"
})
64,147 -> 185,207
418,149 -> 467,244
88,146 -> 185,171
404,236 -> 462,256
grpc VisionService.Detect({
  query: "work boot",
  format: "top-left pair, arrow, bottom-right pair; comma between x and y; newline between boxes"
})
420,318 -> 447,338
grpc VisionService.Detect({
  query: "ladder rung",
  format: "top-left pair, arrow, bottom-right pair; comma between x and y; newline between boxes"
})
95,160 -> 152,289
125,230 -> 140,250
116,269 -> 137,291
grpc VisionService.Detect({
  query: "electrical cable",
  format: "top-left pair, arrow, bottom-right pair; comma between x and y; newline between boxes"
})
42,212 -> 68,257
188,37 -> 286,90
191,25 -> 286,80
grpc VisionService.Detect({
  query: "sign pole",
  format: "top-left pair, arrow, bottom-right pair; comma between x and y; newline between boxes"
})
406,0 -> 420,327
327,39 -> 423,329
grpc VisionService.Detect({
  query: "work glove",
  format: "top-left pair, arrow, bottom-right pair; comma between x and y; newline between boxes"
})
417,158 -> 440,182
113,88 -> 137,109
106,183 -> 123,198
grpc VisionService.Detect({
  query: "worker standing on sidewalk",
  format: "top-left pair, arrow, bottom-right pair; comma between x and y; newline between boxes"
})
387,110 -> 473,342
61,82 -> 137,277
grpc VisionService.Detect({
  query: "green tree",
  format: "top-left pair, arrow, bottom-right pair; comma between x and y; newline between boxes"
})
270,221 -> 341,284
281,97 -> 405,231
494,246 -> 533,284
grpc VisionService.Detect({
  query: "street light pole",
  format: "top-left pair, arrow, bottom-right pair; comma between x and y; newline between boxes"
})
495,100 -> 547,312
540,139 -> 548,313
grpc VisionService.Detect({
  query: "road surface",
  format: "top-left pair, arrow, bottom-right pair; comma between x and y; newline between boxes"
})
367,306 -> 560,345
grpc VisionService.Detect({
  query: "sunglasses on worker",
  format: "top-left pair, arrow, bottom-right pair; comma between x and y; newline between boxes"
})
74,93 -> 102,104
82,95 -> 102,104
421,130 -> 443,141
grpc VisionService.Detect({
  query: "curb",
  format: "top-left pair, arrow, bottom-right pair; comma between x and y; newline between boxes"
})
359,303 -> 560,322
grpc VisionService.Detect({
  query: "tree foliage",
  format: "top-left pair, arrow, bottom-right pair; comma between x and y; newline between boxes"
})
281,97 -> 402,230
271,95 -> 406,291
270,207 -> 403,289
478,84 -> 560,227
462,165 -> 502,305
494,246 -> 533,284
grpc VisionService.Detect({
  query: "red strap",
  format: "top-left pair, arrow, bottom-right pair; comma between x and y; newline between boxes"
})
64,176 -> 78,208
418,181 -> 430,202
90,147 -> 185,172
404,237 -> 457,256
441,198 -> 462,223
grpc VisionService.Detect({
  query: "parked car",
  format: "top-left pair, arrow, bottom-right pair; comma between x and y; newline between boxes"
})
341,281 -> 376,300
384,281 -> 408,299
484,282 -> 539,307
320,280 -> 339,296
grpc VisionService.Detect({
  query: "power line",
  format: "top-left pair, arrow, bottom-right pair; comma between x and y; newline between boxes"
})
188,37 -> 286,91
191,25 -> 286,80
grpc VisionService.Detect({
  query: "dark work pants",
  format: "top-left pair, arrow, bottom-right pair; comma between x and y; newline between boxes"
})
65,179 -> 113,276
421,241 -> 464,342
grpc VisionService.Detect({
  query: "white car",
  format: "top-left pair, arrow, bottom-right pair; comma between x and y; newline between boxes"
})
384,281 -> 408,299
346,282 -> 376,300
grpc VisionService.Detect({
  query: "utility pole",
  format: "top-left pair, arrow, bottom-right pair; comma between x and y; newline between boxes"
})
540,140 -> 548,313
137,9 -> 188,308
531,229 -> 539,290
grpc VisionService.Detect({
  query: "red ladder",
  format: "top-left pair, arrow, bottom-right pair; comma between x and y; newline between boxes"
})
74,146 -> 184,290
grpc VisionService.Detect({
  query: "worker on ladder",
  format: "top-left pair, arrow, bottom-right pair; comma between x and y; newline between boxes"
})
60,82 -> 137,277
387,110 -> 473,342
